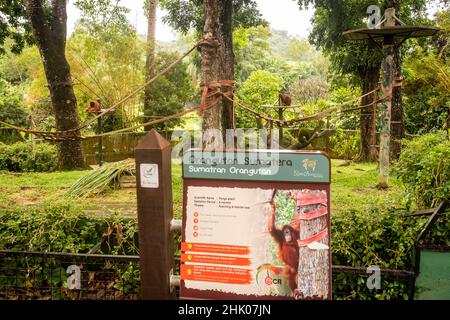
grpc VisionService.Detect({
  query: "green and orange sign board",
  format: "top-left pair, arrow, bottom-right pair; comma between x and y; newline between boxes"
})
180,150 -> 332,300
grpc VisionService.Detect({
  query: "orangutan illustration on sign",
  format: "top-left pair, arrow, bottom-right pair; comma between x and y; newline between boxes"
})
268,189 -> 330,299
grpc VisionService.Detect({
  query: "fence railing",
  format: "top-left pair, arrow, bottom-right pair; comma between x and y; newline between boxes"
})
0,250 -> 415,300
0,250 -> 140,300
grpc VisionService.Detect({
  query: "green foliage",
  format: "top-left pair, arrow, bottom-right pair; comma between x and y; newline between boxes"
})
74,0 -> 130,31
296,0 -> 429,87
332,207 -> 424,269
0,40 -> 41,85
329,128 -> 361,160
403,46 -> 450,134
234,26 -> 273,84
394,132 -> 450,209
67,20 -> 145,131
143,52 -> 195,131
0,78 -> 29,128
331,207 -> 427,300
0,203 -> 138,255
0,1 -> 33,54
237,70 -> 283,128
273,191 -> 295,227
328,86 -> 362,130
288,75 -> 330,104
425,214 -> 450,247
0,142 -> 58,172
159,0 -> 267,34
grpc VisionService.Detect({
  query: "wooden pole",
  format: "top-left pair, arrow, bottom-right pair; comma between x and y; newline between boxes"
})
97,117 -> 103,167
378,8 -> 395,188
135,130 -> 176,299
278,96 -> 284,144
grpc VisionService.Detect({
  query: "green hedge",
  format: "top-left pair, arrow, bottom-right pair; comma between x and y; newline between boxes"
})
3,203 -> 448,300
394,132 -> 450,209
0,203 -> 138,255
0,142 -> 58,172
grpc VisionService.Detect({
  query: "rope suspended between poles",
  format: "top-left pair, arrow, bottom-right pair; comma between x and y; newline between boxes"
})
228,87 -> 384,127
85,108 -> 199,139
1,39 -> 385,142
76,41 -> 202,132
0,40 -> 204,142
0,120 -> 83,142
199,80 -> 235,112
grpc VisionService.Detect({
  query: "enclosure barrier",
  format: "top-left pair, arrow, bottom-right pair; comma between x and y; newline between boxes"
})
0,250 -> 416,300
0,251 -> 141,300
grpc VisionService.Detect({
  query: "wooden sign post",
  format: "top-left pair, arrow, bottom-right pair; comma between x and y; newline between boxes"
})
180,150 -> 332,300
135,130 -> 176,300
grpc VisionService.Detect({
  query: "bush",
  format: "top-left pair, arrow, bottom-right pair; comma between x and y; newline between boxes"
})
0,203 -> 138,255
331,207 -> 427,300
1,201 -> 448,299
332,208 -> 424,270
328,128 -> 360,160
394,132 -> 450,209
0,142 -> 58,172
0,203 -> 140,298
237,70 -> 284,128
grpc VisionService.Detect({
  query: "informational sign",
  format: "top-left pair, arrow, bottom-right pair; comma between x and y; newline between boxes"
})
140,164 -> 159,189
180,150 -> 332,300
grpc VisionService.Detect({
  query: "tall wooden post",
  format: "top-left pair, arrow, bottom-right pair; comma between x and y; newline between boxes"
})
278,96 -> 284,144
135,130 -> 175,299
201,1 -> 222,134
378,8 -> 395,188
97,117 -> 103,167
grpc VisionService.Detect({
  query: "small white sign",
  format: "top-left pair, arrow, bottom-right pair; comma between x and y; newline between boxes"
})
140,164 -> 159,189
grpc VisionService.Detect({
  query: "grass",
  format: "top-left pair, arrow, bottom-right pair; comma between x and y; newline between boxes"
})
330,160 -> 404,215
0,160 -> 406,218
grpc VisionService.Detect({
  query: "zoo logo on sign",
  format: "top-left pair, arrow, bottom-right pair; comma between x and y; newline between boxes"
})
302,159 -> 317,172
144,167 -> 154,178
140,163 -> 159,189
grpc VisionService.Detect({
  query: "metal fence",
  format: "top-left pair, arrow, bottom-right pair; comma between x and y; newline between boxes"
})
0,251 -> 140,300
332,266 -> 415,300
0,250 -> 415,300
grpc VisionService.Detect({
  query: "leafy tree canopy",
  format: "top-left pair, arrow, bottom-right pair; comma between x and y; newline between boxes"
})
295,0 -> 430,83
237,70 -> 283,128
0,0 -> 33,54
159,0 -> 267,34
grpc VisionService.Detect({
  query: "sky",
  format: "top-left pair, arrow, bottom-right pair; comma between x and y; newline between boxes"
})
67,0 -> 315,41
67,0 -> 440,41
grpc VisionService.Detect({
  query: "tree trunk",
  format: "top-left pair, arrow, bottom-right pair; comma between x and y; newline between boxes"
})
219,0 -> 235,130
23,0 -> 85,170
391,47 -> 403,159
385,0 -> 404,160
144,0 -> 158,132
296,190 -> 329,299
357,66 -> 380,162
201,0 -> 235,135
